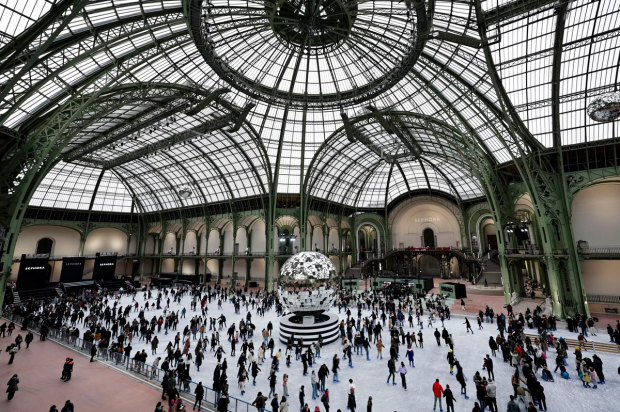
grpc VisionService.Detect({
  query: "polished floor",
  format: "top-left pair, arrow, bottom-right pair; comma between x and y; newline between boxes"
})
0,330 -> 162,412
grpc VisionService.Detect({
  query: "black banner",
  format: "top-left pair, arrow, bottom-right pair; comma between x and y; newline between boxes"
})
16,254 -> 50,290
93,254 -> 117,281
60,257 -> 85,283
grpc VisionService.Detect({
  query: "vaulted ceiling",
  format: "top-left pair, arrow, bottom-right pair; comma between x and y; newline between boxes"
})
1,0 -> 618,213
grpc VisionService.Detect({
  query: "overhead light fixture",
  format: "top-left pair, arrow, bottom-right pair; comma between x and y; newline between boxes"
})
587,92 -> 620,122
178,187 -> 192,199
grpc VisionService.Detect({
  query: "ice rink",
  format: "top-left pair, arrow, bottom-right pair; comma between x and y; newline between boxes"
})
105,289 -> 620,412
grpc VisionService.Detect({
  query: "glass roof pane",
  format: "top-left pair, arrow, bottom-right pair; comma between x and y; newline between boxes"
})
6,0 -> 615,212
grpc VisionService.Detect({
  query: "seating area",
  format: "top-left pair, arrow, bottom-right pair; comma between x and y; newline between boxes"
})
61,280 -> 98,294
98,279 -> 136,292
15,286 -> 62,302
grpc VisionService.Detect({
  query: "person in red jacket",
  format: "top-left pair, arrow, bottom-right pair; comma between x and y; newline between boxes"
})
433,379 -> 444,411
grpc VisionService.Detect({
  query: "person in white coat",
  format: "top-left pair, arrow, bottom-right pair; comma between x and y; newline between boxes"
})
280,396 -> 290,412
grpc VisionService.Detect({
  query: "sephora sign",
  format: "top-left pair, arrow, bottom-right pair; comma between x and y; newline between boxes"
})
16,254 -> 49,290
93,253 -> 117,281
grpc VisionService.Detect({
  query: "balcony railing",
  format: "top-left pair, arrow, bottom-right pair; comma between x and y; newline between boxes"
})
586,294 -> 620,304
505,248 -> 544,255
578,247 -> 620,256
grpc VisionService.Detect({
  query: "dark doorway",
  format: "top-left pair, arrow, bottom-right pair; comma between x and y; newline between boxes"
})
36,238 -> 54,255
358,230 -> 366,250
132,259 -> 140,279
486,234 -> 498,250
423,228 -> 435,248
419,255 -> 441,277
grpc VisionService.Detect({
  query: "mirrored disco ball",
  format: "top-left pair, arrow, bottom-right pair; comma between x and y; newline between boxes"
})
277,251 -> 338,314
587,92 -> 620,122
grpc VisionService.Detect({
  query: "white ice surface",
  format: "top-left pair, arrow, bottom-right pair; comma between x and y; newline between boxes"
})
102,291 -> 620,412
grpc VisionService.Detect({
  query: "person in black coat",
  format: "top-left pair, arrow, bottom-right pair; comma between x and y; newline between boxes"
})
25,332 -> 34,348
301,352 -> 308,375
443,384 -> 456,412
217,393 -> 229,412
60,400 -> 74,412
455,360 -> 468,398
606,324 -> 614,342
252,392 -> 267,410
41,324 -> 49,341
488,336 -> 498,356
592,354 -> 605,383
193,382 -> 204,411
535,381 -> 547,411
271,394 -> 280,412
213,363 -> 221,382
6,374 -> 19,401
347,392 -> 356,412
332,355 -> 340,382
213,377 -> 222,404
161,372 -> 169,400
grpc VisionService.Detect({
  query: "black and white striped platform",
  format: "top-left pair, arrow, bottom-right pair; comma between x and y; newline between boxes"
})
278,312 -> 340,346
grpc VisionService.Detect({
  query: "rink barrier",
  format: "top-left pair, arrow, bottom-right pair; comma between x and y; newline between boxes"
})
1,310 -> 272,412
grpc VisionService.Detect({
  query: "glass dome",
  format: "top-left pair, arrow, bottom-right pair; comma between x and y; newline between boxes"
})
193,0 -> 419,108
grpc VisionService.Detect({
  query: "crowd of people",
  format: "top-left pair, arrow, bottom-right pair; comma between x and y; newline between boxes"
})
2,281 -> 620,412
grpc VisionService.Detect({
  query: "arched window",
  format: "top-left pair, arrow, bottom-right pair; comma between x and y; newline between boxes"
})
36,238 -> 54,255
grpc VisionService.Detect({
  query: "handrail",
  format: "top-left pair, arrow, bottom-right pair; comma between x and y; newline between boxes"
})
1,309 -> 271,412
385,247 -> 474,262
14,251 -> 359,262
504,249 -> 568,256
579,247 -> 620,255
505,248 -> 544,255
586,294 -> 620,304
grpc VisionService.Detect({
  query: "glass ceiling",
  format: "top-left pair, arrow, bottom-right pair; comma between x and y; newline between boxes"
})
0,0 -> 617,212
307,114 -> 483,207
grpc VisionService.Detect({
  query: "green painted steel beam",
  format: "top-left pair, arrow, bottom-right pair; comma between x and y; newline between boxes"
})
0,14 -> 186,125
64,103 -> 190,162
227,103 -> 256,132
115,164 -> 168,212
305,110 -> 484,198
98,113 -> 235,169
0,0 -> 89,104
16,33 -> 191,133
383,162 -> 396,215
0,0 -> 77,67
483,0 -> 562,26
432,31 -> 483,48
186,88 -> 231,116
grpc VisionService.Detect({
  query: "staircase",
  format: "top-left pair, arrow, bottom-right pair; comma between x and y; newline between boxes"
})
478,254 -> 502,285
344,264 -> 362,278
12,291 -> 20,305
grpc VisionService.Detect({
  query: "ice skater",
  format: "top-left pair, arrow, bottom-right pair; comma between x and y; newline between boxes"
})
464,318 -> 474,334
